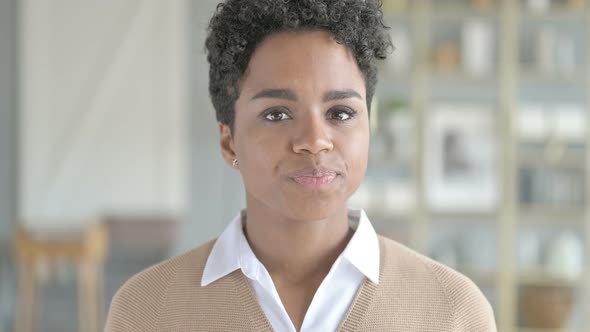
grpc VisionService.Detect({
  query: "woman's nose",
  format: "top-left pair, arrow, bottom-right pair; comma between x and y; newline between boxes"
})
291,114 -> 334,155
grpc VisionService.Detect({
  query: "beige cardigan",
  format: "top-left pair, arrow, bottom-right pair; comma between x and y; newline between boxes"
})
105,235 -> 497,331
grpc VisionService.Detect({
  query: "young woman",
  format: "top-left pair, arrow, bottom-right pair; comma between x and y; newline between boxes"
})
106,0 -> 497,331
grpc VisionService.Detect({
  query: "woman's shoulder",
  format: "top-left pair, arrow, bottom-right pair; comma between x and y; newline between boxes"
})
378,234 -> 480,285
105,239 -> 217,332
377,234 -> 491,302
117,238 -> 216,291
376,235 -> 497,331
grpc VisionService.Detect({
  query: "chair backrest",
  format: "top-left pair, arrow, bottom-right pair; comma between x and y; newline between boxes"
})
12,221 -> 109,265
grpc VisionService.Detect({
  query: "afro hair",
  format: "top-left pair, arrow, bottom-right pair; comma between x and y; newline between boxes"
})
205,0 -> 393,130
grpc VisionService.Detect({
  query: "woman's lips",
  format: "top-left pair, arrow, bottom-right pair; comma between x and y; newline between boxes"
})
291,174 -> 337,190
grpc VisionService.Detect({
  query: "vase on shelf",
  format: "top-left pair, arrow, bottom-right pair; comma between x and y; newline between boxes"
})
520,285 -> 574,328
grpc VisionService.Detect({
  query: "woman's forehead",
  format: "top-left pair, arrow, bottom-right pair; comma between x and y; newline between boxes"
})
240,31 -> 365,99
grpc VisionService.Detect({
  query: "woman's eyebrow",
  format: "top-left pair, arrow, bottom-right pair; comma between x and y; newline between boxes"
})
251,88 -> 362,102
323,89 -> 362,102
251,89 -> 297,101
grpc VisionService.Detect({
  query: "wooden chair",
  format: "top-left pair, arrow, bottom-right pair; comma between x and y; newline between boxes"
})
12,221 -> 108,332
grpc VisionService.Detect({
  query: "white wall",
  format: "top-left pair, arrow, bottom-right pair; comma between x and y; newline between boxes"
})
19,0 -> 188,227
17,0 -> 246,248
174,0 -> 246,253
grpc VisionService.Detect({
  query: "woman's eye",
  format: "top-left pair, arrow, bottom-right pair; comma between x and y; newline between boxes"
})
330,108 -> 356,121
264,110 -> 291,121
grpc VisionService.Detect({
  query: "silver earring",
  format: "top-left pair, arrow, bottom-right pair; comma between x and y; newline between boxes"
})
232,159 -> 239,168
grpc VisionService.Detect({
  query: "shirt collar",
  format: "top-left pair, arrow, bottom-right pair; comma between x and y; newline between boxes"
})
201,209 -> 249,287
201,208 -> 380,287
340,209 -> 380,284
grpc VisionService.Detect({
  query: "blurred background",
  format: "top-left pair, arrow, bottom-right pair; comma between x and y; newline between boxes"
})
1,0 -> 590,331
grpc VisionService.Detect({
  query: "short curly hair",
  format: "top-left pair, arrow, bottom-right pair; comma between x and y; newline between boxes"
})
205,0 -> 393,131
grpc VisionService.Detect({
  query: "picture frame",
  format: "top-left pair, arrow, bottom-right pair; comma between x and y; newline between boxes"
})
426,103 -> 498,211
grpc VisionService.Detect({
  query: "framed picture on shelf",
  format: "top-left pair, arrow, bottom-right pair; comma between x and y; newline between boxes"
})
426,104 -> 498,211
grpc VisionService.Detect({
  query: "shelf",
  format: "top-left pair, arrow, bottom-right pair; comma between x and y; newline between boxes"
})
517,328 -> 579,332
430,8 -> 497,21
518,145 -> 586,169
380,1 -> 590,330
366,207 -> 498,222
518,156 -> 586,170
430,70 -> 498,83
519,68 -> 586,84
519,267 -> 580,287
521,8 -> 586,21
430,210 -> 497,221
518,206 -> 586,225
365,209 -> 414,221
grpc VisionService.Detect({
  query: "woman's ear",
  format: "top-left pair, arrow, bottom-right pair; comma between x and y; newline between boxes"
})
219,122 -> 237,168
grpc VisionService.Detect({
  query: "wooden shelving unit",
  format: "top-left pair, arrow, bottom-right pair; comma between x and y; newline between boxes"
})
352,0 -> 590,330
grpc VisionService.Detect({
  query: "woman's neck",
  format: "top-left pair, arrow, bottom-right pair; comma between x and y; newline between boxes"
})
242,200 -> 353,285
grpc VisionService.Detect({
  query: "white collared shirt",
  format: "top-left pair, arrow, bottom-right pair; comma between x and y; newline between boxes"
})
201,208 -> 380,332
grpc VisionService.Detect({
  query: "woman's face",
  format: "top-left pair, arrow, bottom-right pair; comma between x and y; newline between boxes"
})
219,31 -> 370,221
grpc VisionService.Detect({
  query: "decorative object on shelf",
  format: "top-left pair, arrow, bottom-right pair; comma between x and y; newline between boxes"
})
554,104 -> 586,143
380,98 -> 413,163
426,104 -> 498,211
518,104 -> 586,144
544,230 -> 584,281
363,97 -> 414,217
517,104 -> 586,207
519,166 -> 585,206
519,285 -> 574,328
527,0 -> 551,13
518,104 -> 548,142
462,19 -> 494,76
433,42 -> 461,72
533,26 -> 579,78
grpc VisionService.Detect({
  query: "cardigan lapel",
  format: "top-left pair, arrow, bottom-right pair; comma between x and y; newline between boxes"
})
336,236 -> 384,332
232,270 -> 276,331
221,237 -> 385,332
